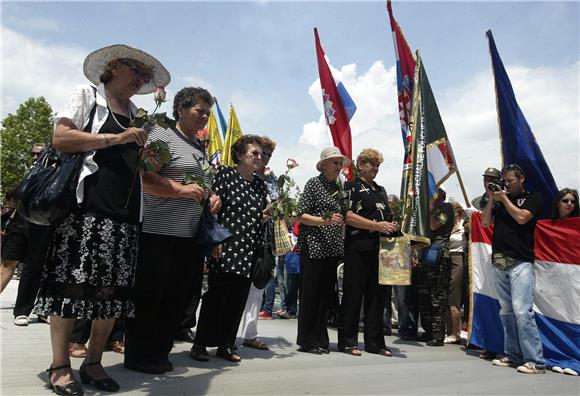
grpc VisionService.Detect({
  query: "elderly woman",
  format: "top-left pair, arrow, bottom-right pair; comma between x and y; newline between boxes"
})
191,135 -> 268,363
337,149 -> 398,356
33,45 -> 170,395
238,136 -> 277,350
124,87 -> 220,374
550,188 -> 578,219
296,146 -> 350,354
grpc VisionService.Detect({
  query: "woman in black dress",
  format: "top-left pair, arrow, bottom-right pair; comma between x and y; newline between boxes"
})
191,135 -> 268,363
34,45 -> 169,395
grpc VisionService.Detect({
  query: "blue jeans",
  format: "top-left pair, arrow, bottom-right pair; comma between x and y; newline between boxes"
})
493,260 -> 544,366
261,255 -> 280,314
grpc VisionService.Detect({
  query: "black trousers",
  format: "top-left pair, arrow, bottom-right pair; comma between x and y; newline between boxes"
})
125,233 -> 202,366
176,265 -> 204,331
338,247 -> 387,352
194,271 -> 251,347
296,253 -> 339,350
71,319 -> 124,343
13,223 -> 52,317
417,257 -> 451,341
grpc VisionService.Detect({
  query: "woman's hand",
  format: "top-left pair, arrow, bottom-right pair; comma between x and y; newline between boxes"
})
375,221 -> 398,234
323,213 -> 344,225
262,210 -> 272,223
211,244 -> 223,259
208,194 -> 222,214
117,127 -> 148,146
180,183 -> 205,202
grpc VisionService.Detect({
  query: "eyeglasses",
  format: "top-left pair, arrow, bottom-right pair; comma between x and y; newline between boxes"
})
249,150 -> 263,158
561,199 -> 576,204
31,151 -> 43,158
262,152 -> 272,159
118,59 -> 151,83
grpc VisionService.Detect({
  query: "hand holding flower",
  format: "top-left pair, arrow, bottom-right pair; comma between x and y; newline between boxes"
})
208,193 -> 222,214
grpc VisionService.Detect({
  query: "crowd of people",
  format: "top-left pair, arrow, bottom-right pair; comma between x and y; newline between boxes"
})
1,44 -> 579,395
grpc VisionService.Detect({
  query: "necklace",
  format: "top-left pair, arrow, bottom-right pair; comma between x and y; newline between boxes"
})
105,89 -> 133,130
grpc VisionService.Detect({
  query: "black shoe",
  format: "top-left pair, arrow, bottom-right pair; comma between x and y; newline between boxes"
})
79,361 -> 120,392
426,339 -> 444,347
297,346 -> 322,355
190,345 -> 210,362
318,348 -> 330,354
400,333 -> 416,341
416,333 -> 432,342
174,329 -> 196,343
46,364 -> 84,396
124,361 -> 168,374
383,328 -> 392,336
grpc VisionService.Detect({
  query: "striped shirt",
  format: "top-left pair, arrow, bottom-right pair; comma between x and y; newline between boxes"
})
142,126 -> 210,238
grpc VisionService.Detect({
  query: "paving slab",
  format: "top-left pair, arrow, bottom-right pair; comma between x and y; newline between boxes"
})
1,280 -> 578,395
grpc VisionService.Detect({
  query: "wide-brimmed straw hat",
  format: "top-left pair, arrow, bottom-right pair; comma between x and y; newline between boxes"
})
83,44 -> 171,95
316,146 -> 351,171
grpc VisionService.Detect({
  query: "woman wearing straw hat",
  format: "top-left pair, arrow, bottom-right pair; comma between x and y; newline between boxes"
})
295,146 -> 350,354
33,44 -> 170,395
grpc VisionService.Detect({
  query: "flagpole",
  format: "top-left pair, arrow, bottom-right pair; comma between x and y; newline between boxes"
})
454,168 -> 471,208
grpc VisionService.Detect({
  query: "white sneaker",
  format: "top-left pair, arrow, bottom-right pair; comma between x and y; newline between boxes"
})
516,362 -> 546,374
492,357 -> 518,368
14,315 -> 29,326
459,330 -> 468,340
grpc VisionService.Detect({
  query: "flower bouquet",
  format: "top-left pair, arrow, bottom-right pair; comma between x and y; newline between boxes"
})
270,159 -> 300,256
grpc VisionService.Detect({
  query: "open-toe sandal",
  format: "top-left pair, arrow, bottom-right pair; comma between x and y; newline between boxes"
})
216,347 -> 241,363
343,347 -> 362,356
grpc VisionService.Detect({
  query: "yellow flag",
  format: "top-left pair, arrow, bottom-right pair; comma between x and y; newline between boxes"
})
207,109 -> 223,166
221,104 -> 243,166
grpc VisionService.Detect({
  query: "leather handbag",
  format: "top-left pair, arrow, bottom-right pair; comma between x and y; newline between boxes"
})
14,147 -> 84,226
251,242 -> 274,289
194,200 -> 233,257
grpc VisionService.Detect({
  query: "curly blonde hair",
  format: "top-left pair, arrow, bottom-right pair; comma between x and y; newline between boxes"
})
356,148 -> 384,167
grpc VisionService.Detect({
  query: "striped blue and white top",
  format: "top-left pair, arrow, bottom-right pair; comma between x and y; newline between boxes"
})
142,126 -> 210,238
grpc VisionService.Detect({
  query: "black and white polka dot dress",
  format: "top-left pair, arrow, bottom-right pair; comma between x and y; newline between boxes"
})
211,166 -> 267,278
297,174 -> 345,259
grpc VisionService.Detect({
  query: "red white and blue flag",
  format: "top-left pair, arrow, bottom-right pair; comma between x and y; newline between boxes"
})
470,213 -> 580,372
387,0 -> 416,167
314,28 -> 355,179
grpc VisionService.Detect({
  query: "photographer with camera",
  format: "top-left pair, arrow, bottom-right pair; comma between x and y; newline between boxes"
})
482,164 -> 545,374
471,167 -> 501,210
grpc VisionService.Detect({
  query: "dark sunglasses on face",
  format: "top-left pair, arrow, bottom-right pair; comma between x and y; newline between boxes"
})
561,199 -> 576,204
119,60 -> 151,83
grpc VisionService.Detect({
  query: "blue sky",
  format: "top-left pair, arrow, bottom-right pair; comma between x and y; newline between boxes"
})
2,1 -> 579,200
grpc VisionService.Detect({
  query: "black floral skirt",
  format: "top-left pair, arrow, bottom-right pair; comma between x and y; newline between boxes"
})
34,212 -> 139,319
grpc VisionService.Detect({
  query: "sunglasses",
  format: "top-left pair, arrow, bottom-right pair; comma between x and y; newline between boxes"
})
31,151 -> 43,157
118,59 -> 151,83
561,199 -> 576,204
262,152 -> 272,159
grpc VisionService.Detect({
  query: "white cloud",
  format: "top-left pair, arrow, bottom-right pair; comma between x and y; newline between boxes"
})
298,58 -> 579,204
4,15 -> 64,33
1,26 -> 87,118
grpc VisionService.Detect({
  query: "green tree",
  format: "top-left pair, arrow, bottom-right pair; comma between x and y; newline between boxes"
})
1,97 -> 54,197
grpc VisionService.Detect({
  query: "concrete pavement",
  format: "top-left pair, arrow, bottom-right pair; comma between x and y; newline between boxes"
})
1,279 -> 578,395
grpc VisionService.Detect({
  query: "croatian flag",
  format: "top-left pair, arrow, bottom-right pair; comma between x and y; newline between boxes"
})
470,212 -> 580,371
386,0 -> 416,156
314,28 -> 356,179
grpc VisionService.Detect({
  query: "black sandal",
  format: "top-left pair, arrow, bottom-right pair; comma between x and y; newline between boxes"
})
46,364 -> 84,396
216,347 -> 241,363
342,347 -> 362,356
79,361 -> 120,392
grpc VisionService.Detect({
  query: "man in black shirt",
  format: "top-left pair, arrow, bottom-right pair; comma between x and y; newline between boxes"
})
482,164 -> 545,374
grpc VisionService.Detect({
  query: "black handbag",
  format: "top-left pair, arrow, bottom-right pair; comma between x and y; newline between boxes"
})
194,200 -> 233,256
251,242 -> 274,289
14,147 -> 84,226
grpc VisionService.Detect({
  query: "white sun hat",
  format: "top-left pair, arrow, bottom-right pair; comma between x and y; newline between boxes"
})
83,44 -> 171,95
316,146 -> 351,172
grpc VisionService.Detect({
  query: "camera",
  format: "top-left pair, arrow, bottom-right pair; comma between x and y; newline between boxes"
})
487,177 -> 507,192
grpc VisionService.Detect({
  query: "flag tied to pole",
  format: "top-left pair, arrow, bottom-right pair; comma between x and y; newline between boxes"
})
314,27 -> 355,179
207,109 -> 223,167
401,53 -> 457,245
486,30 -> 558,218
221,104 -> 243,167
